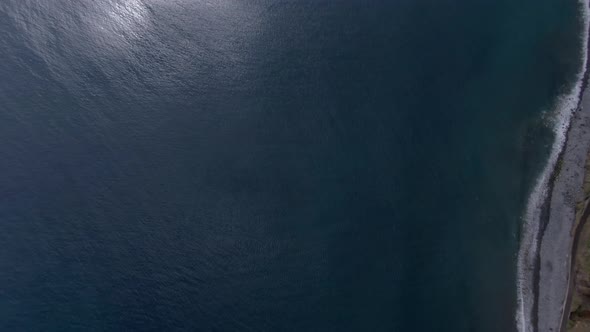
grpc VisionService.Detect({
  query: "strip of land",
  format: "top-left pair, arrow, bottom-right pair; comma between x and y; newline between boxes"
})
564,154 -> 590,331
536,78 -> 590,332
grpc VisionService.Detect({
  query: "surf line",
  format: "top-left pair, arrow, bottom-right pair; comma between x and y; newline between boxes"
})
515,1 -> 590,332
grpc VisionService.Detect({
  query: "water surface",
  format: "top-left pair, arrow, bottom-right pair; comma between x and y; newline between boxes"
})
0,0 -> 584,331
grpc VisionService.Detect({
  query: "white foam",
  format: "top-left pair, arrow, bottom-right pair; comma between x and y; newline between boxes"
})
515,1 -> 590,331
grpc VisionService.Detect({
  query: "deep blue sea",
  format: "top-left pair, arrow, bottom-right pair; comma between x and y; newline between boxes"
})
0,1 -> 585,331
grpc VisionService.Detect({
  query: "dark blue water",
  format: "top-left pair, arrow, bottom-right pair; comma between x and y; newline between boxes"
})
0,0 -> 584,331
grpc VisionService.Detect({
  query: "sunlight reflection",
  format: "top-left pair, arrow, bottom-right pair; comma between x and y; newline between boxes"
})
96,0 -> 150,42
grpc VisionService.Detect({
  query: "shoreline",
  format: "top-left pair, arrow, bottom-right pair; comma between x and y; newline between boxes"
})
536,8 -> 590,331
535,74 -> 590,332
517,1 -> 590,331
542,85 -> 590,332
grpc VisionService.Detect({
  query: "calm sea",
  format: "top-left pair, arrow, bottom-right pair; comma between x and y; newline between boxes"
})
0,0 -> 584,331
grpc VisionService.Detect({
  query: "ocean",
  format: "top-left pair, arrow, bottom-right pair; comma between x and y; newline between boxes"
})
0,0 -> 585,331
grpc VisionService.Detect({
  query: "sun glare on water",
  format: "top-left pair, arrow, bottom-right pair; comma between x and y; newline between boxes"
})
96,0 -> 151,42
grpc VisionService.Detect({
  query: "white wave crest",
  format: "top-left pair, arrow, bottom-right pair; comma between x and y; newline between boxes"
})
515,1 -> 590,331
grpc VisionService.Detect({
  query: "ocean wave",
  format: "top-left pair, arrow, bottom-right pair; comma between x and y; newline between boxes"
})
515,1 -> 590,331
